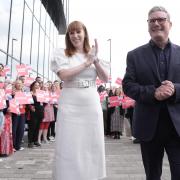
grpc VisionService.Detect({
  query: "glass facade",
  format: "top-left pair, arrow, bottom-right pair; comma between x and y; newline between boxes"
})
0,0 -> 67,81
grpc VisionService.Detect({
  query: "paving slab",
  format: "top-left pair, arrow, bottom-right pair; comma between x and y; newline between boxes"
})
0,136 -> 170,180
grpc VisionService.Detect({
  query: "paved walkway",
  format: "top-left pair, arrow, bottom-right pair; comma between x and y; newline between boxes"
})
0,136 -> 170,180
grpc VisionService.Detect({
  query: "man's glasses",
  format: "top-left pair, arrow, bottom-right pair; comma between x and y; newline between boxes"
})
147,17 -> 168,25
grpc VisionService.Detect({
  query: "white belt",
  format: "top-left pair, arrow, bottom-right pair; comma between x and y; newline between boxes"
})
63,80 -> 96,88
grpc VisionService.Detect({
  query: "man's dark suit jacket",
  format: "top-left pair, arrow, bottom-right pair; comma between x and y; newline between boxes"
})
122,42 -> 180,141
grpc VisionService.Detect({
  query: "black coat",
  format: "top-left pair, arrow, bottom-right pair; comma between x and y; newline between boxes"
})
122,42 -> 180,141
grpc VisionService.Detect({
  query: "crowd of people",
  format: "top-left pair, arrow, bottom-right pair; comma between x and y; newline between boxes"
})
0,62 -> 133,159
98,85 -> 135,140
0,66 -> 62,157
0,20 -> 136,180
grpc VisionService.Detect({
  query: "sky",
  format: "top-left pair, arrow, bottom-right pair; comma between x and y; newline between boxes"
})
58,0 -> 180,85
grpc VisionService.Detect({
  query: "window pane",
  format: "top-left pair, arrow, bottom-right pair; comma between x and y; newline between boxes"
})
38,28 -> 44,77
21,6 -> 32,65
25,0 -> 33,10
31,20 -> 39,74
0,51 -> 7,66
10,0 -> 24,63
0,0 -> 11,52
41,5 -> 46,30
34,0 -> 41,21
44,37 -> 49,80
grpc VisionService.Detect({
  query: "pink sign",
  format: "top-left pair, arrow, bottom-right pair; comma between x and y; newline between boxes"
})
100,95 -> 105,102
15,92 -> 27,104
5,84 -> 12,95
36,89 -> 45,102
50,92 -> 60,104
16,64 -> 28,76
0,89 -> 5,98
4,66 -> 10,76
0,71 -> 5,77
99,91 -> 108,102
9,99 -> 20,114
24,92 -> 34,104
108,76 -> 112,82
26,65 -> 32,71
15,92 -> 34,104
0,100 -> 6,110
115,77 -> 122,85
0,76 -> 5,83
108,96 -> 121,107
0,89 -> 6,110
24,77 -> 34,86
44,91 -> 50,103
0,83 -> 4,89
122,97 -> 135,109
96,78 -> 104,86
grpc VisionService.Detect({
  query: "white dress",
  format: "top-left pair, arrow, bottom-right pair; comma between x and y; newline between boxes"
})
51,49 -> 108,180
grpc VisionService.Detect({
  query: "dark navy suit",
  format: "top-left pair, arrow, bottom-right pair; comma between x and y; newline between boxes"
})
122,41 -> 180,180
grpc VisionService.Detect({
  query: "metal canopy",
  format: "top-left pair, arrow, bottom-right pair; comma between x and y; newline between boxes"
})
41,0 -> 67,34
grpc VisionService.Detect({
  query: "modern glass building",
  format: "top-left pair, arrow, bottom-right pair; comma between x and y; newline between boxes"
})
0,0 -> 68,81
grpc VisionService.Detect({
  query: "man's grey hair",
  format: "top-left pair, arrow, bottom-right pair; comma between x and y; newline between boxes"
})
148,6 -> 170,20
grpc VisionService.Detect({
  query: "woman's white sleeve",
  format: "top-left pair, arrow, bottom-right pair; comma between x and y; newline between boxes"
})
50,48 -> 69,74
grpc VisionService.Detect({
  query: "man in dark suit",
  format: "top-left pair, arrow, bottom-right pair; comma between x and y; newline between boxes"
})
122,6 -> 180,180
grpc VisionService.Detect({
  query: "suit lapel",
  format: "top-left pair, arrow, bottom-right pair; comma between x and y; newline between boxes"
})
168,44 -> 178,79
143,44 -> 161,82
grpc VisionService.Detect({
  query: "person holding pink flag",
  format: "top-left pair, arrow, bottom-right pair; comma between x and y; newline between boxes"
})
27,81 -> 44,148
11,80 -> 26,151
51,21 -> 109,180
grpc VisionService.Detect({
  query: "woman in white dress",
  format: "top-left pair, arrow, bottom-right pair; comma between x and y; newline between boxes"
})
51,21 -> 109,180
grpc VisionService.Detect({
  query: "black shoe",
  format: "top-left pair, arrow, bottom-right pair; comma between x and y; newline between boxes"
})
28,143 -> 34,148
133,139 -> 140,144
0,154 -> 8,157
113,135 -> 118,139
34,142 -> 41,146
